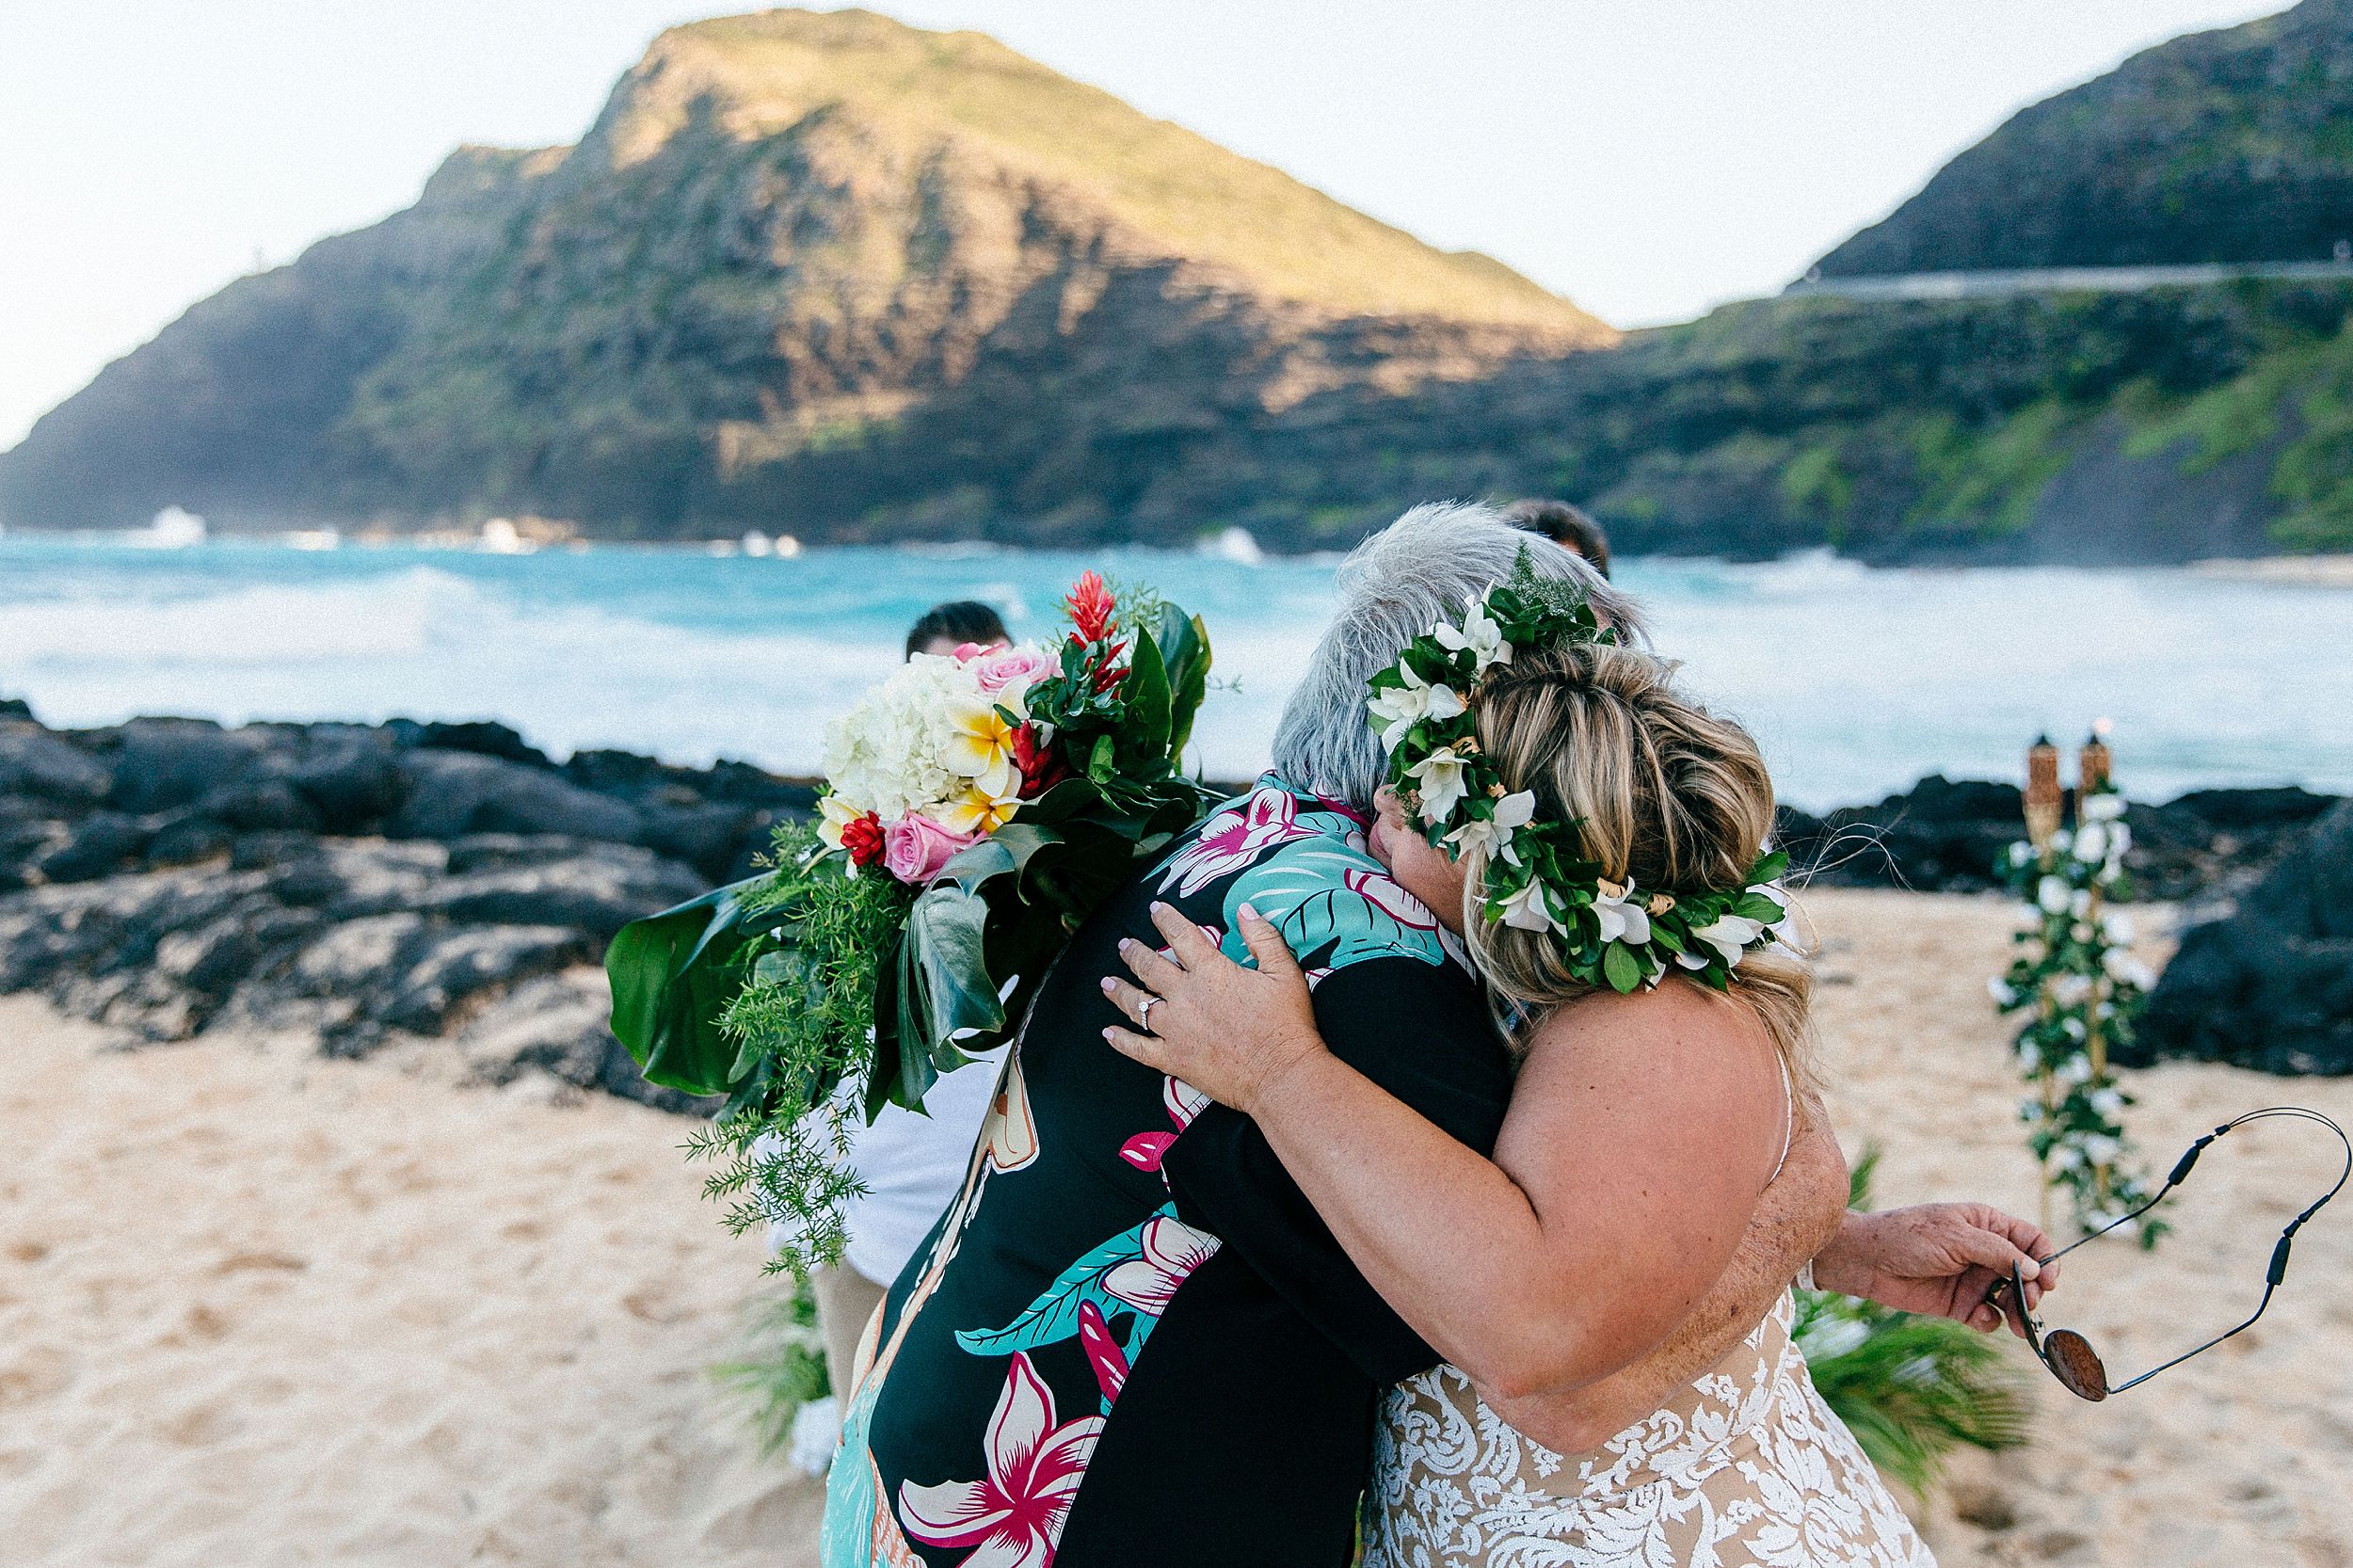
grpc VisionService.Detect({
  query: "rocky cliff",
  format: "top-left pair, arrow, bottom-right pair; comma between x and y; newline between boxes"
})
0,8 -> 1606,544
1817,0 -> 2353,277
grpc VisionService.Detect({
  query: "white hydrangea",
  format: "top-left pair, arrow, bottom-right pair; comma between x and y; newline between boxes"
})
821,653 -> 983,822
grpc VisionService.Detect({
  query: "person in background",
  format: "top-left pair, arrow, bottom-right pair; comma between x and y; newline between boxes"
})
1502,496 -> 1611,578
903,600 -> 1011,661
806,599 -> 1016,1398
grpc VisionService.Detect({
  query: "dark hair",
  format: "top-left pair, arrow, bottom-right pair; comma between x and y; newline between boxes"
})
904,600 -> 1010,660
1500,498 -> 1611,578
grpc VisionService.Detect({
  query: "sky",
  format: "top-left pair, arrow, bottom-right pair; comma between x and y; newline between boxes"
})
0,0 -> 2297,450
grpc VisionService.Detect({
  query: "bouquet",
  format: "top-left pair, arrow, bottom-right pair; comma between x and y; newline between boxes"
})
606,572 -> 1213,1271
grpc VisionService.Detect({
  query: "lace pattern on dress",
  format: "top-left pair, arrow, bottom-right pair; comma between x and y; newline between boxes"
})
1363,1294 -> 1936,1568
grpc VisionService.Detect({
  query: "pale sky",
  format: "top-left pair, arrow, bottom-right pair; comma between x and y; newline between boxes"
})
0,0 -> 2296,449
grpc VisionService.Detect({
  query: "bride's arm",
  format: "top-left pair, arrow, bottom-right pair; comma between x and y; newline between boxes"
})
1108,904 -> 1812,1400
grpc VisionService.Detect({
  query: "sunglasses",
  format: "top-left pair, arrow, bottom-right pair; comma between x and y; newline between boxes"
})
1993,1106 -> 2349,1402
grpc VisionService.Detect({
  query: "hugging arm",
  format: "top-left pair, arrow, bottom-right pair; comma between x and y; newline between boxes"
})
1109,904 -> 2057,1427
1111,904 -> 1823,1402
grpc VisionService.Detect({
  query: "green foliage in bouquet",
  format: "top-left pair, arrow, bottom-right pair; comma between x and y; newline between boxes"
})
606,578 -> 1215,1273
1796,1148 -> 2034,1496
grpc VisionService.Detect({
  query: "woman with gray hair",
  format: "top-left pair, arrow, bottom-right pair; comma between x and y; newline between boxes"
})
1104,502 -> 2056,1566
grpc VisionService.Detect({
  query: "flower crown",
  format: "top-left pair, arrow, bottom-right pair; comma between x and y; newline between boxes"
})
1365,551 -> 1791,995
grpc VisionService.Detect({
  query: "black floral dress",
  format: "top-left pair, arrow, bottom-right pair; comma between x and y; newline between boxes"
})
822,777 -> 1514,1568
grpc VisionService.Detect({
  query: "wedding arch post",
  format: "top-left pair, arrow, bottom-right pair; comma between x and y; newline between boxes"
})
1993,728 -> 2164,1247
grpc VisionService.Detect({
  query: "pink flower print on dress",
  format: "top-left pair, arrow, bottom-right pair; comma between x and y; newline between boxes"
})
898,1352 -> 1104,1568
1100,1215 -> 1222,1317
1118,1074 -> 1213,1176
1156,788 -> 1317,898
1344,866 -> 1442,932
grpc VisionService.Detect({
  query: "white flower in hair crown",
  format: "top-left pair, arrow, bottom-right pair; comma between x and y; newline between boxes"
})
1364,549 -> 1793,994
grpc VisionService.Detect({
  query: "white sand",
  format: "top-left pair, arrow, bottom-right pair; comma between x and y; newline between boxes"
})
4,889 -> 2349,1567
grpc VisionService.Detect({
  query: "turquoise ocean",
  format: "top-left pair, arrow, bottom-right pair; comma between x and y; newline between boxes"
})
4,534 -> 2348,811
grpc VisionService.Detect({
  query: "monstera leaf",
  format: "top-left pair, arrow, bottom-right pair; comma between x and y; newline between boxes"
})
606,873 -> 785,1096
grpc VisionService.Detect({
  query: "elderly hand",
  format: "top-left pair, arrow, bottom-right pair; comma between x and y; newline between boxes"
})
1811,1203 -> 2061,1337
1100,902 -> 1326,1116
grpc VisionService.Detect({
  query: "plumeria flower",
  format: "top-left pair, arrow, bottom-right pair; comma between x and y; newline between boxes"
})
1591,878 -> 1653,945
944,696 -> 1024,797
2089,1086 -> 2127,1117
1366,664 -> 1466,751
2074,823 -> 2109,863
2103,950 -> 2157,989
1406,747 -> 1471,824
1497,876 -> 1560,933
1444,790 -> 1536,866
2037,875 -> 2072,915
1102,1215 -> 1223,1317
1433,598 -> 1513,673
935,783 -> 1022,836
899,1352 -> 1102,1568
1988,976 -> 2018,1006
2083,792 -> 2126,823
1687,911 -> 1769,969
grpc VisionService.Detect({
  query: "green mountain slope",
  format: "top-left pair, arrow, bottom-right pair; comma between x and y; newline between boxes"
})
1817,0 -> 2353,276
0,8 -> 1607,540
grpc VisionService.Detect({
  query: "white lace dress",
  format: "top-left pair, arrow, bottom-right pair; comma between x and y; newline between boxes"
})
1362,1294 -> 1935,1568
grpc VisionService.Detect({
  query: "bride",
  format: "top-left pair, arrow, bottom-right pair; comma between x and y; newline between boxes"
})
1102,629 -> 2030,1565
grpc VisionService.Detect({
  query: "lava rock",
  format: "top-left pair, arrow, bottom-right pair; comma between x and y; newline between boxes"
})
34,811 -> 151,884
0,723 -> 111,806
2129,801 -> 2353,1075
411,720 -> 554,770
96,717 -> 270,813
418,841 -> 709,940
388,750 -> 643,843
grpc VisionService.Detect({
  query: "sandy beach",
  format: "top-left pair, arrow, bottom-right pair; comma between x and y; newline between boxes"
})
5,888 -> 2349,1567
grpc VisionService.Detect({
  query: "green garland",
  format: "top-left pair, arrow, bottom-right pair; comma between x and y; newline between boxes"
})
1366,548 -> 1789,995
1992,786 -> 2164,1245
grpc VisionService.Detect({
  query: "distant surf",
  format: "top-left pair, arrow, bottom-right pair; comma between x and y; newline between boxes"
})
2,535 -> 2346,809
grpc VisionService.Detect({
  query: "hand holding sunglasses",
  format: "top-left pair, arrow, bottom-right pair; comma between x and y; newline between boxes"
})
1991,1106 -> 2349,1401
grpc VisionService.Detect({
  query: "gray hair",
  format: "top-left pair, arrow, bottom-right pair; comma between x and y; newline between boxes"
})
1271,501 -> 1648,813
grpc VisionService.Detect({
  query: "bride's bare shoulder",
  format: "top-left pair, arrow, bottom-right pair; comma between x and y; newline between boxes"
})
1514,980 -> 1781,1098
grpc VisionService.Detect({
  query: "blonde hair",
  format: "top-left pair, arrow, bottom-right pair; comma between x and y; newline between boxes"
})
1453,641 -> 1816,1090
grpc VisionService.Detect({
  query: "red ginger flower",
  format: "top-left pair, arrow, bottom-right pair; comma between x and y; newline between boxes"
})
1010,724 -> 1068,797
840,811 -> 886,870
1064,570 -> 1116,644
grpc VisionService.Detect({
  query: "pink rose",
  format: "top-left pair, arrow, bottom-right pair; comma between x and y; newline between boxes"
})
973,646 -> 1053,696
882,811 -> 979,884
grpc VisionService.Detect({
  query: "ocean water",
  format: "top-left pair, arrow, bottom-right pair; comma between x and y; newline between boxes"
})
2,534 -> 2347,811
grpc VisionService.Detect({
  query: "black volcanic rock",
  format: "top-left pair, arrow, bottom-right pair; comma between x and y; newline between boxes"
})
1778,776 -> 2338,899
1817,0 -> 2353,276
2128,801 -> 2353,1074
0,714 -> 802,1112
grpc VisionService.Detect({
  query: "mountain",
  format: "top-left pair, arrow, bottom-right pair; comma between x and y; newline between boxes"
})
10,6 -> 2353,561
0,8 -> 1609,542
1817,0 -> 2353,277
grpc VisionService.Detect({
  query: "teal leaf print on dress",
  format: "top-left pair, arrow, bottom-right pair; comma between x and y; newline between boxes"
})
954,1205 -> 1222,1384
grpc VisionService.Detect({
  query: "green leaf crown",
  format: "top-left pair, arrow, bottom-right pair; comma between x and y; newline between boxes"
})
1365,548 -> 1790,996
